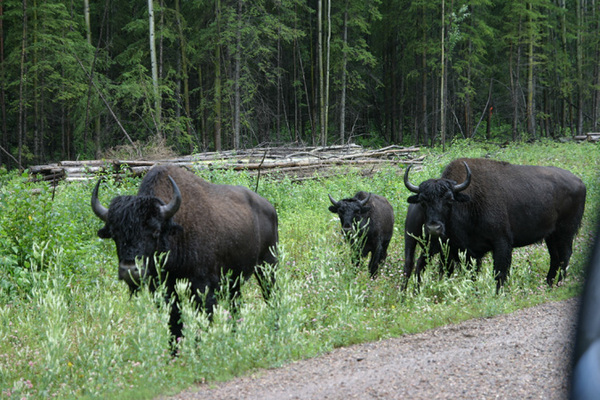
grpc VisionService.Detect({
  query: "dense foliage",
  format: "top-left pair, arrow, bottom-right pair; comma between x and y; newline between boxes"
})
0,140 -> 597,399
1,0 -> 600,168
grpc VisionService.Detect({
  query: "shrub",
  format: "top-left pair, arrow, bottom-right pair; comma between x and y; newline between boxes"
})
0,140 -> 597,399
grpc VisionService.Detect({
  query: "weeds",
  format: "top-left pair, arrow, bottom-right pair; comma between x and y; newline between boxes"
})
0,140 -> 597,399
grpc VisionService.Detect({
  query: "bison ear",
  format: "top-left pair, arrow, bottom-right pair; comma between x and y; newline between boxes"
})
97,225 -> 111,239
407,195 -> 420,204
328,205 -> 339,213
454,193 -> 470,203
361,206 -> 372,213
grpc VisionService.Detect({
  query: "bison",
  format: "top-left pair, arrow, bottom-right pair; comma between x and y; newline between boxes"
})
91,165 -> 279,341
403,202 -> 482,290
403,158 -> 586,291
328,191 -> 394,277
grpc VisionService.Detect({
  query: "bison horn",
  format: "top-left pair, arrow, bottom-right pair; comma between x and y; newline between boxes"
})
452,161 -> 472,192
328,194 -> 340,207
91,179 -> 109,222
403,164 -> 420,193
359,192 -> 372,206
159,176 -> 182,219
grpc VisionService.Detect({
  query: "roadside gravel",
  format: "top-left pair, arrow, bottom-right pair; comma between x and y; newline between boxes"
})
163,298 -> 578,400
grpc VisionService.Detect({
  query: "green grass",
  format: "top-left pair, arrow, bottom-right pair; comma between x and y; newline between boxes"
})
0,139 -> 598,399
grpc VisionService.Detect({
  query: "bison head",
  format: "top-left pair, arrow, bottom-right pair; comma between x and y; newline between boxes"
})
328,193 -> 372,235
91,176 -> 182,290
403,162 -> 471,238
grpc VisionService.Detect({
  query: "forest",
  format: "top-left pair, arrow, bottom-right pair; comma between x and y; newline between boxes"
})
1,0 -> 599,168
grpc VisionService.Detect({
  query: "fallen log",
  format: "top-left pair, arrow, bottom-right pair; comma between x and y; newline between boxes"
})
28,144 -> 423,184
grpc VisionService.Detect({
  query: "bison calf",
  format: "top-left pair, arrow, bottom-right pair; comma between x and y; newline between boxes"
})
403,158 -> 586,292
328,191 -> 394,277
91,165 -> 279,341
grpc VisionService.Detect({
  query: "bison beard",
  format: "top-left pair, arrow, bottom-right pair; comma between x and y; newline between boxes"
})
91,165 -> 279,345
403,158 -> 586,292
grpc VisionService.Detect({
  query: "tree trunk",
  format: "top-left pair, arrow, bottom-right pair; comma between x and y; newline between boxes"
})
339,2 -> 348,144
233,0 -> 242,149
84,0 -> 91,44
198,65 -> 207,150
297,42 -> 314,144
324,0 -> 331,145
214,0 -> 222,151
18,0 -> 28,166
576,0 -> 584,136
510,17 -> 522,141
293,29 -> 300,142
594,0 -> 600,131
440,0 -> 446,151
526,1 -> 535,138
560,0 -> 568,135
465,40 -> 472,138
1,0 -> 6,165
420,5 -> 428,145
33,0 -> 39,162
175,0 -> 192,149
318,0 -> 325,146
397,65 -> 404,143
148,0 -> 161,136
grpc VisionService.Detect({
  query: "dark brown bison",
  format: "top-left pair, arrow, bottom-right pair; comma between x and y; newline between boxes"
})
403,202 -> 482,290
91,165 -> 279,340
328,191 -> 394,277
403,158 -> 586,291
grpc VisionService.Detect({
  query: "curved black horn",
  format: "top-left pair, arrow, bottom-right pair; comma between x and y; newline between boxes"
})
91,179 -> 109,222
452,161 -> 472,192
328,194 -> 340,207
359,192 -> 372,206
403,164 -> 420,193
159,176 -> 182,219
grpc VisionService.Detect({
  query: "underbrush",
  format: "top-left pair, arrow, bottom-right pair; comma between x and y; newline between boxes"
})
0,140 -> 597,399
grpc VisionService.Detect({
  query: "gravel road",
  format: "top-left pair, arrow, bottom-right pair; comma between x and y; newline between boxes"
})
164,298 -> 578,400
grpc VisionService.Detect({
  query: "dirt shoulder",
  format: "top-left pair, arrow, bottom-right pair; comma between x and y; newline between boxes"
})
163,298 -> 578,400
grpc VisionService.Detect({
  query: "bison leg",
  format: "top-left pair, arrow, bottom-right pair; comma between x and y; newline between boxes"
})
254,264 -> 277,302
545,234 -> 573,286
255,246 -> 278,302
227,274 -> 244,313
351,248 -> 362,271
403,236 -> 435,291
164,283 -> 184,351
402,235 -> 419,291
168,305 -> 183,339
492,243 -> 513,293
189,279 -> 218,318
378,238 -> 391,276
368,243 -> 384,278
415,254 -> 428,285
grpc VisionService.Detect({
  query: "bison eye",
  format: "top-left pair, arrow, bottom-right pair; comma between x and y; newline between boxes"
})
152,229 -> 161,239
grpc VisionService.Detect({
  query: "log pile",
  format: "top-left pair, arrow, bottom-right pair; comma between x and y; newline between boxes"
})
28,144 -> 424,184
574,133 -> 600,142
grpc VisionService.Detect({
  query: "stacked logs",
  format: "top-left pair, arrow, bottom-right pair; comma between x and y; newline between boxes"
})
28,144 -> 423,184
574,133 -> 600,142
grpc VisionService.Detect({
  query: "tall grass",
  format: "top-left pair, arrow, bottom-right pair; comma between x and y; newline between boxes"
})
0,140 -> 597,399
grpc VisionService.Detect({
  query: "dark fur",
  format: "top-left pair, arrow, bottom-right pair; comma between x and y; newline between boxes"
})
403,202 -> 482,290
329,191 -> 394,277
405,158 -> 586,291
94,165 -> 279,340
